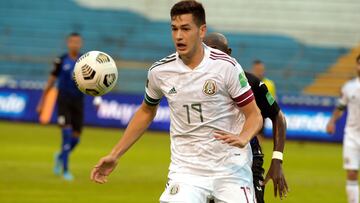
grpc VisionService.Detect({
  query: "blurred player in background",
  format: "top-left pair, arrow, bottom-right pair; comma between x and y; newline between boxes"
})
37,32 -> 99,181
204,32 -> 288,202
327,54 -> 360,203
252,60 -> 276,98
91,1 -> 263,202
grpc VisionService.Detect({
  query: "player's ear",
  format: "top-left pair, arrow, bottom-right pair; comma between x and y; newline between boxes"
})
199,24 -> 207,39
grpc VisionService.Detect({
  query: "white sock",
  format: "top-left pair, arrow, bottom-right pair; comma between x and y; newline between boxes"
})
346,180 -> 359,203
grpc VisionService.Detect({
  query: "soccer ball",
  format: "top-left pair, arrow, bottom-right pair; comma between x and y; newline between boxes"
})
73,51 -> 118,96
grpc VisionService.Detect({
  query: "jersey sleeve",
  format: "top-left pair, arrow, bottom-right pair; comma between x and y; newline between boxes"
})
337,85 -> 348,110
257,81 -> 280,119
144,70 -> 163,106
226,63 -> 254,107
50,57 -> 62,77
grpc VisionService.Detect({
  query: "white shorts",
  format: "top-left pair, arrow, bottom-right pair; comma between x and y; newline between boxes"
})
343,133 -> 360,170
159,173 -> 255,203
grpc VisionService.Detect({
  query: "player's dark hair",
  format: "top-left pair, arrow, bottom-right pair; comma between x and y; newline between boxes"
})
253,59 -> 263,65
68,32 -> 81,38
356,54 -> 360,64
170,0 -> 206,27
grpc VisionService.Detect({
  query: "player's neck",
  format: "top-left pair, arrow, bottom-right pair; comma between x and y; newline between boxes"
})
68,52 -> 79,60
180,44 -> 204,69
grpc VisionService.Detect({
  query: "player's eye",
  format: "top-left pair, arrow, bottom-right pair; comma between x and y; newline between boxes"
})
171,27 -> 178,31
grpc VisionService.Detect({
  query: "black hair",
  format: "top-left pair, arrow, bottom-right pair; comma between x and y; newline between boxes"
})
68,32 -> 81,38
170,0 -> 206,26
253,59 -> 263,65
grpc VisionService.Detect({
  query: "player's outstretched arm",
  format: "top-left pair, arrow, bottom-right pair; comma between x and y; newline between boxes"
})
36,75 -> 57,114
91,102 -> 157,184
264,110 -> 289,199
215,100 -> 263,148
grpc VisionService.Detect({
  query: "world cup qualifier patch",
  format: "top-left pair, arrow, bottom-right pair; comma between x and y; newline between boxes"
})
203,79 -> 217,96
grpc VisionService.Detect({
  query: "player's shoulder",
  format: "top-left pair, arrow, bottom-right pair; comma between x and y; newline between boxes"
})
149,53 -> 177,72
244,72 -> 260,87
54,53 -> 67,64
207,46 -> 237,67
343,78 -> 358,90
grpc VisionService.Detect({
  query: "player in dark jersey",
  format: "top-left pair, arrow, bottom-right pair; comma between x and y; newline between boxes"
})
37,32 -> 88,181
204,33 -> 288,202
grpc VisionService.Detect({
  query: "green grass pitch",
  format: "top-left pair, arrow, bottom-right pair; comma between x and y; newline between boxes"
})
0,121 -> 347,203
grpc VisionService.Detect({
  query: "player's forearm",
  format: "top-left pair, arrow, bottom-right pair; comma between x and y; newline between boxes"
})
110,103 -> 157,159
240,108 -> 263,144
271,111 -> 286,152
329,108 -> 343,124
39,75 -> 56,102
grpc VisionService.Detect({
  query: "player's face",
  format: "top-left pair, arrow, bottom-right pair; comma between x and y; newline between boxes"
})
67,36 -> 82,54
252,63 -> 265,79
171,14 -> 206,58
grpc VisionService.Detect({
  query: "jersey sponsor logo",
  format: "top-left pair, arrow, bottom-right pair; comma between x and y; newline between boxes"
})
168,87 -> 177,94
203,79 -> 217,96
169,184 -> 179,195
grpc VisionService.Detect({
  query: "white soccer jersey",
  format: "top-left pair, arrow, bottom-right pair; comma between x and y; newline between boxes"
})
339,78 -> 360,135
144,45 -> 255,178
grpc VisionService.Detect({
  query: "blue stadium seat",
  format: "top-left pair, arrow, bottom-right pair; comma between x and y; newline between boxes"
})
0,0 -> 348,93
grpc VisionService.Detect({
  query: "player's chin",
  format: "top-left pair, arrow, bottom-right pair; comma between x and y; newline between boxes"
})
178,50 -> 192,60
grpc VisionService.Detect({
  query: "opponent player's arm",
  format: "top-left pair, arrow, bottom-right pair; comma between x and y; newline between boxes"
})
266,110 -> 289,198
270,111 -> 286,153
36,73 -> 57,114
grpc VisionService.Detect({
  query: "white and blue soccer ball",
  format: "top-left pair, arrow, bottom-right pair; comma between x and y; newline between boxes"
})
73,51 -> 118,96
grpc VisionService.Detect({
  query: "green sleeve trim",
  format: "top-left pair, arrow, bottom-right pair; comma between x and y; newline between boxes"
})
144,93 -> 161,106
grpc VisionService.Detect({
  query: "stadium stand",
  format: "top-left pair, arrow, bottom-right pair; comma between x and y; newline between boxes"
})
304,45 -> 360,96
0,0 -> 351,94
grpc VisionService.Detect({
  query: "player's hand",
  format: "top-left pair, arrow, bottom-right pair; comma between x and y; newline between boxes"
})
91,154 -> 118,184
262,159 -> 289,199
326,121 -> 336,134
214,131 -> 249,148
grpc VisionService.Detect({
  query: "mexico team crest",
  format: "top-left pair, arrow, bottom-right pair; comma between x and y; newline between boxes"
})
203,79 -> 217,96
169,184 -> 179,195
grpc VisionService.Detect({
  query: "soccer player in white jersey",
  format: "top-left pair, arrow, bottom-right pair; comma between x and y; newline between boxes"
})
90,1 -> 263,202
327,54 -> 360,203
